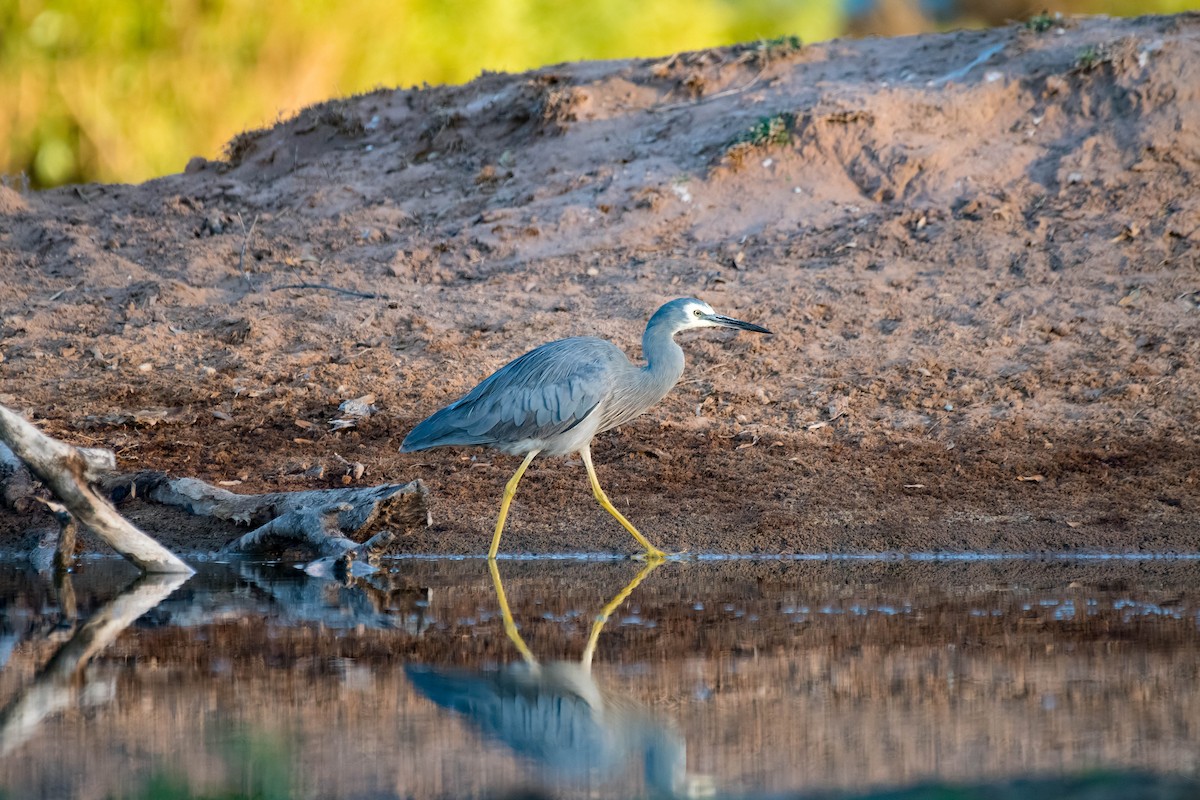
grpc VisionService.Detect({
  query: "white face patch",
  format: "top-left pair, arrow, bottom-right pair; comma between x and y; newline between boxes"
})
684,302 -> 715,325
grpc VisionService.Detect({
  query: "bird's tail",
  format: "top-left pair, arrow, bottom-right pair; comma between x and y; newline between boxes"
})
400,405 -> 488,451
398,417 -> 440,452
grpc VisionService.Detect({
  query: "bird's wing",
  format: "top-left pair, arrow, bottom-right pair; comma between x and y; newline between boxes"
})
401,337 -> 620,451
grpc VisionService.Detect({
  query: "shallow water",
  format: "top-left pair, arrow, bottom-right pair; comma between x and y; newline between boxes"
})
1,555 -> 1199,799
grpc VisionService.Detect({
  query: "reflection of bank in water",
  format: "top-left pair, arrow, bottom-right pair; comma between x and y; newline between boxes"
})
407,561 -> 711,798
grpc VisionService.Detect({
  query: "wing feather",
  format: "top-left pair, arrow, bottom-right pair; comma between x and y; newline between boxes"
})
400,337 -> 621,451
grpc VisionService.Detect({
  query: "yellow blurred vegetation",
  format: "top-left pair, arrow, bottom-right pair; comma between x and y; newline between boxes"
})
0,0 -> 1195,188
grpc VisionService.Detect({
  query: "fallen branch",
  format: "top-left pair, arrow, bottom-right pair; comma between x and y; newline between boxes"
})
0,404 -> 193,574
213,480 -> 427,560
2,406 -> 428,570
114,472 -> 427,530
220,503 -> 359,557
103,471 -> 428,561
650,66 -> 766,114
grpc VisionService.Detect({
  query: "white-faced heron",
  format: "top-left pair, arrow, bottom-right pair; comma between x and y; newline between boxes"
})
400,297 -> 771,559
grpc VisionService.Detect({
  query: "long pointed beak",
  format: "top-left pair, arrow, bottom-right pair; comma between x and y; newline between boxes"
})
706,313 -> 772,334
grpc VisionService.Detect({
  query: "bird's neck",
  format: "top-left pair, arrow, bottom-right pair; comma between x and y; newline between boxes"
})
594,318 -> 684,432
641,319 -> 686,387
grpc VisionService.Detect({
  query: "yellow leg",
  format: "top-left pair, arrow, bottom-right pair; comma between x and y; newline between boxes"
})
580,446 -> 666,560
487,559 -> 537,665
490,450 -> 540,560
581,560 -> 662,668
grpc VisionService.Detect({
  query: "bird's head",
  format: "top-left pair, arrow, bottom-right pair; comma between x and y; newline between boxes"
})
654,297 -> 772,335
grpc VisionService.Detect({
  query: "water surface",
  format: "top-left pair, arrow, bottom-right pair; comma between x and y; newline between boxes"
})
1,556 -> 1198,798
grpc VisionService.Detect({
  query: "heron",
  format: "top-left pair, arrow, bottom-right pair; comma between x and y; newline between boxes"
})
400,297 -> 771,559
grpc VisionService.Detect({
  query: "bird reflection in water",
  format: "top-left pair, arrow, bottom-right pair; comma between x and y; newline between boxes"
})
406,561 -> 711,798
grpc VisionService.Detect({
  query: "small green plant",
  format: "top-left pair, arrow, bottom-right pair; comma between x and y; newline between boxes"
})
758,34 -> 802,56
1026,12 -> 1055,33
734,113 -> 793,148
1073,44 -> 1110,72
744,34 -> 803,67
721,113 -> 794,166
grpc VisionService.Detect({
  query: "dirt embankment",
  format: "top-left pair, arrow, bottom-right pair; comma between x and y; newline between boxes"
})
1,14 -> 1198,555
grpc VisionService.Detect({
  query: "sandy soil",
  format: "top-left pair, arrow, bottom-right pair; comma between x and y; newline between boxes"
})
1,14 -> 1198,556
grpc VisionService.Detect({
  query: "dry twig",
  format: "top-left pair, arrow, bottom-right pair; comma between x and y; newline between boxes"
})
271,282 -> 387,300
236,211 -> 260,288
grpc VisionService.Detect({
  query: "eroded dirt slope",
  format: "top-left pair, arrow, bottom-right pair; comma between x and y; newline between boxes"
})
1,14 -> 1198,554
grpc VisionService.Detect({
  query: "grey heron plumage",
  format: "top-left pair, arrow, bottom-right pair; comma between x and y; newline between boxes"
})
401,297 -> 770,559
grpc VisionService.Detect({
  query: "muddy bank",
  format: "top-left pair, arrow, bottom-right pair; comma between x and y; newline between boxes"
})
1,14 -> 1198,556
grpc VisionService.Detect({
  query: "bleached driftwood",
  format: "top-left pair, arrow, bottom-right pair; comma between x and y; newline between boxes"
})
214,481 -> 427,562
104,471 -> 429,561
0,572 -> 188,757
0,404 -> 193,574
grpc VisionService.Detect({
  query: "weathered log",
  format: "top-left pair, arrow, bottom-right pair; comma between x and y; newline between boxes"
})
0,404 -> 193,574
212,481 -> 428,558
115,473 -> 427,531
101,471 -> 429,559
220,503 -> 359,557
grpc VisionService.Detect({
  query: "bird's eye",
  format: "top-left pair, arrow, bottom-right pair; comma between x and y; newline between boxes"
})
693,309 -> 703,317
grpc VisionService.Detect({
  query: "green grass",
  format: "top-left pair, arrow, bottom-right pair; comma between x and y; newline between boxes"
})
719,112 -> 796,166
125,730 -> 295,800
756,33 -> 803,57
